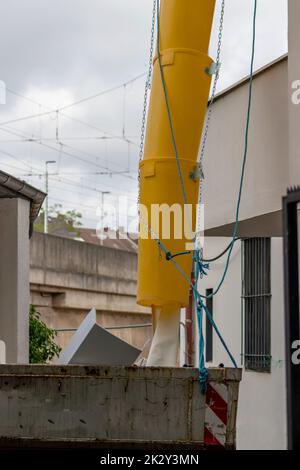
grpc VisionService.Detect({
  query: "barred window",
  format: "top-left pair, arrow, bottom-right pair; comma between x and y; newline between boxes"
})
242,238 -> 272,372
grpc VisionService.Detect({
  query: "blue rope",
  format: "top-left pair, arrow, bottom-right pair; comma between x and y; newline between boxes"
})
194,253 -> 209,393
156,234 -> 238,375
196,299 -> 209,394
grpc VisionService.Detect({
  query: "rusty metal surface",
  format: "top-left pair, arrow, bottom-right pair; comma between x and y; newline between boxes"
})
0,366 -> 241,448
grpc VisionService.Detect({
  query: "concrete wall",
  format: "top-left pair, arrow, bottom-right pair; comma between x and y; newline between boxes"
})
30,233 -> 151,351
0,198 -> 30,363
203,58 -> 288,233
197,237 -> 286,450
0,365 -> 241,449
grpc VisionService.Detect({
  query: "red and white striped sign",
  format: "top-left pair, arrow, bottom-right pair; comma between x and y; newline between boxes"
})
204,382 -> 228,448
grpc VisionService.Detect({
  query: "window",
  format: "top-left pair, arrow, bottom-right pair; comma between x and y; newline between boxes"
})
242,238 -> 271,372
206,288 -> 213,363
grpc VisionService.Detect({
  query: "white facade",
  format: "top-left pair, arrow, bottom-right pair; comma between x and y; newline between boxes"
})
191,58 -> 290,447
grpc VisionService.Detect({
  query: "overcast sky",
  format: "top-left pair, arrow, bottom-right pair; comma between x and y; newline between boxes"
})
0,0 -> 288,227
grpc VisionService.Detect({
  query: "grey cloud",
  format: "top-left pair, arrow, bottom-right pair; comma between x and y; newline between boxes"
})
0,0 -> 288,226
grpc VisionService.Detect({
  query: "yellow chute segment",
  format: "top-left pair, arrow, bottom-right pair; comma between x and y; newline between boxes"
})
137,0 -> 216,308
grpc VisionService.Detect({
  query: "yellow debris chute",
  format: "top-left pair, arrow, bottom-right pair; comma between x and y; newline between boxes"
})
137,0 -> 216,364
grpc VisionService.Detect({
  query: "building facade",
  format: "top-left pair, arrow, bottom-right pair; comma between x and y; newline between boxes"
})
190,26 -> 297,446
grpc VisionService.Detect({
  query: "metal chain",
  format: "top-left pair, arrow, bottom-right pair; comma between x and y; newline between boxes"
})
138,0 -> 157,207
196,0 -> 225,249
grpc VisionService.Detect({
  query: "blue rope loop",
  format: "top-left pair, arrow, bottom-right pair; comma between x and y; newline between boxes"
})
195,296 -> 209,394
194,251 -> 209,393
194,249 -> 209,279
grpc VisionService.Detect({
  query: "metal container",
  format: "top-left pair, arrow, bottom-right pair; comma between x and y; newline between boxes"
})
0,365 -> 241,449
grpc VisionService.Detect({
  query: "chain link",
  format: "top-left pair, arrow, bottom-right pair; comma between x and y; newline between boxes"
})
138,0 -> 157,207
196,0 -> 225,249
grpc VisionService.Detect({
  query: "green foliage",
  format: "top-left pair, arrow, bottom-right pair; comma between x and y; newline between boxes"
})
29,305 -> 61,364
34,211 -> 45,233
34,204 -> 82,235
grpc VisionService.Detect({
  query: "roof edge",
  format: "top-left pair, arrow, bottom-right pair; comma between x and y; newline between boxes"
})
212,53 -> 288,103
0,170 -> 46,223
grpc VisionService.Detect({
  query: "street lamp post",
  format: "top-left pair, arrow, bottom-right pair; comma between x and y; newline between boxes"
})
44,160 -> 56,234
99,191 -> 110,245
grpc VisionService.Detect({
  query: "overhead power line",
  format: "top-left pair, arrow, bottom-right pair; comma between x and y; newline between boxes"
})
49,174 -> 137,199
3,73 -> 145,144
0,148 -> 37,171
9,170 -> 138,202
0,135 -> 139,143
58,72 -> 146,111
0,108 -> 138,147
0,125 -> 138,180
19,175 -> 136,202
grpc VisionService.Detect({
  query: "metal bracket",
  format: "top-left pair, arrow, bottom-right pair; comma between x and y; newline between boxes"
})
205,62 -> 221,76
189,163 -> 204,182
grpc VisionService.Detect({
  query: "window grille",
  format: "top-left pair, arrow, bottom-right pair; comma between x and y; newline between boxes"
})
242,238 -> 271,372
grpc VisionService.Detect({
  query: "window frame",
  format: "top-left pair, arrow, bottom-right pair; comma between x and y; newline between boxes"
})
242,237 -> 272,373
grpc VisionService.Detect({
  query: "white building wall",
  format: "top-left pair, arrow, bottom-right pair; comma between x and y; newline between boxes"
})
0,198 -> 30,363
195,237 -> 286,449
